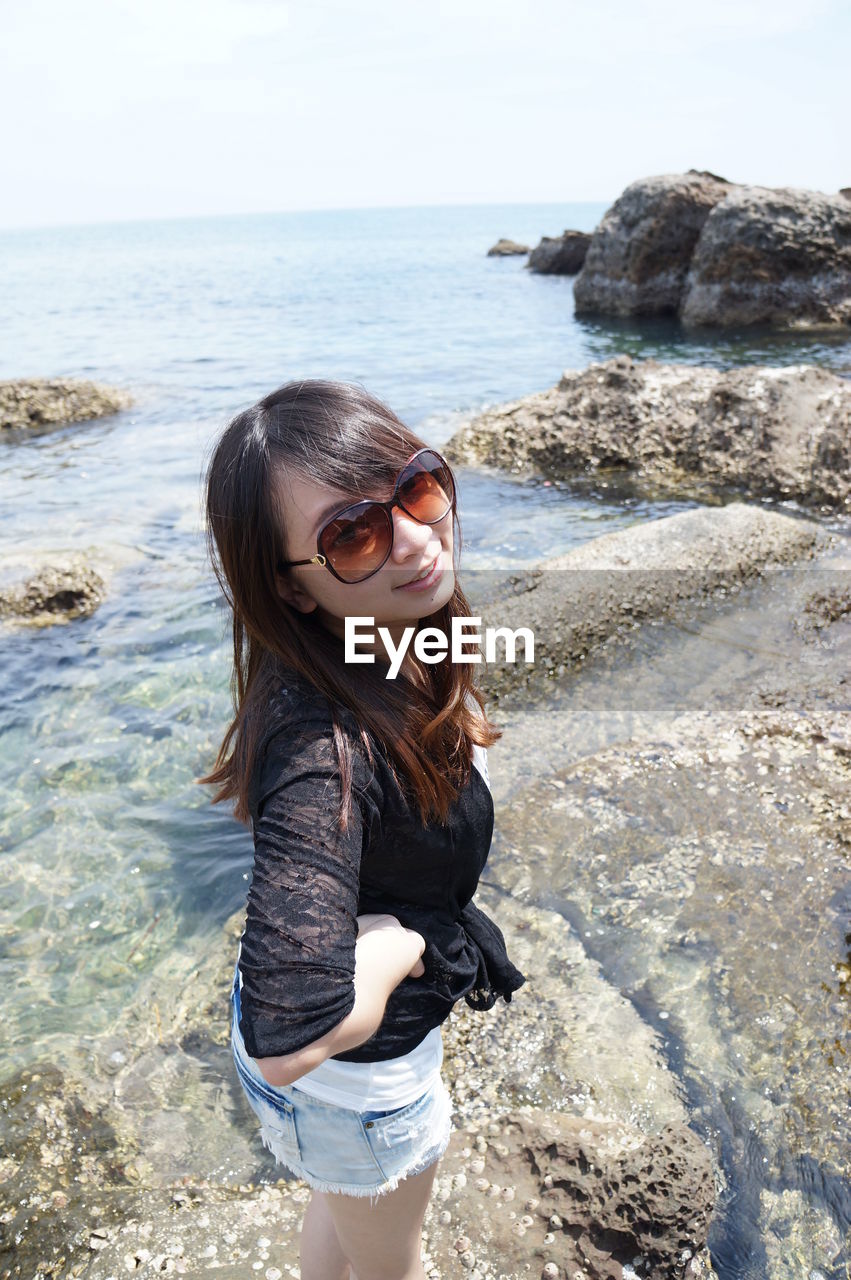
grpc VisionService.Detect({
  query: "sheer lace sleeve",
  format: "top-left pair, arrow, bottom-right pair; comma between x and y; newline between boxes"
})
236,712 -> 371,1060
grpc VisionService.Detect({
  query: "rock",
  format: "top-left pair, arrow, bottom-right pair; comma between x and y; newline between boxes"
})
573,171 -> 733,315
0,378 -> 131,431
527,230 -> 592,275
838,188 -> 851,202
572,171 -> 851,328
426,1109 -> 716,1280
487,238 -> 531,256
443,355 -> 851,510
463,502 -> 831,702
0,556 -> 106,624
681,185 -> 851,328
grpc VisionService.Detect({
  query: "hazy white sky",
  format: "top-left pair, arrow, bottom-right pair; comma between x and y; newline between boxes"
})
2,0 -> 847,230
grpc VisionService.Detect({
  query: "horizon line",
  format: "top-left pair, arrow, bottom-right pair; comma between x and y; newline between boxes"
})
0,196 -> 614,237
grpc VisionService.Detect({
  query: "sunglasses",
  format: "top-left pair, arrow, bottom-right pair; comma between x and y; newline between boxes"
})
278,447 -> 457,585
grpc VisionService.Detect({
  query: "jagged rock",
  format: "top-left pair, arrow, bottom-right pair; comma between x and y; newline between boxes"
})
681,185 -> 851,327
573,171 -> 733,315
427,1110 -> 716,1280
487,238 -> 530,256
444,355 -> 851,509
0,557 -> 106,624
572,171 -> 851,328
527,230 -> 592,275
0,378 -> 131,431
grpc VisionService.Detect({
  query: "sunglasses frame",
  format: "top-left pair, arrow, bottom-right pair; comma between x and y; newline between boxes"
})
277,447 -> 457,585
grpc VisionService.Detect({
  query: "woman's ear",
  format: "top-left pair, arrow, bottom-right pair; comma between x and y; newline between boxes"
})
275,569 -> 318,614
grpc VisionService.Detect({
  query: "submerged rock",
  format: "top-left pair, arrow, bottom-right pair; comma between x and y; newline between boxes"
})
527,229 -> 592,275
0,378 -> 131,431
444,354 -> 851,510
487,237 -> 531,256
426,1109 -> 716,1280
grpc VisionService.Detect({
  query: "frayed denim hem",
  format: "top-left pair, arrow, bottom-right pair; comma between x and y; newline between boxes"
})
257,1112 -> 453,1208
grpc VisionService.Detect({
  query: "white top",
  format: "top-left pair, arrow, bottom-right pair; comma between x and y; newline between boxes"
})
239,706 -> 491,1112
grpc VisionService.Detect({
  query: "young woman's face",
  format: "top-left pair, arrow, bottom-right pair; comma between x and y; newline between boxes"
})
274,465 -> 457,652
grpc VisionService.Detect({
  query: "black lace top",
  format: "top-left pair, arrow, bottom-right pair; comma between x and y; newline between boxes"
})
235,671 -> 526,1062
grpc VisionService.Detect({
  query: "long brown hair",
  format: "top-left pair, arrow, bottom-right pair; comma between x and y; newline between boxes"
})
199,378 -> 502,828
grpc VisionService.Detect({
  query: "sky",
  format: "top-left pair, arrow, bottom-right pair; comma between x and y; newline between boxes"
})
2,0 -> 848,230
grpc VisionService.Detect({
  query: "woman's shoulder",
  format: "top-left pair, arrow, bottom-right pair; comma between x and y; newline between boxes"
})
249,669 -> 385,815
265,668 -> 371,746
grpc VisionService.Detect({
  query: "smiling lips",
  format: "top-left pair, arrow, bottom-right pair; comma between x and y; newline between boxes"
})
396,552 -> 442,590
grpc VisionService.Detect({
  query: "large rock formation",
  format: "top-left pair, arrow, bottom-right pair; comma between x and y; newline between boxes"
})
443,355 -> 851,510
573,172 -> 851,328
527,229 -> 592,275
681,185 -> 851,327
573,171 -> 733,314
0,378 -> 131,431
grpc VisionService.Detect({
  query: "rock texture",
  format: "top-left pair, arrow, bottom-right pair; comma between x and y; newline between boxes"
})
444,355 -> 851,510
427,1111 -> 716,1280
0,557 -> 106,624
573,172 -> 851,328
487,238 -> 530,256
527,230 -> 592,275
0,378 -> 131,431
573,171 -> 733,315
462,502 -> 831,702
681,185 -> 851,328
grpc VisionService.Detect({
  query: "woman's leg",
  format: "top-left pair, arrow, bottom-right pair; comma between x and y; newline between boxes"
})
320,1157 -> 441,1280
300,1189 -> 355,1280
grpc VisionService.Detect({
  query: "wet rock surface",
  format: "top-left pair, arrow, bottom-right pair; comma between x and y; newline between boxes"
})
444,354 -> 851,511
465,501 -> 831,702
527,230 -> 592,275
0,379 -> 131,432
0,557 -> 106,624
425,1111 -> 716,1280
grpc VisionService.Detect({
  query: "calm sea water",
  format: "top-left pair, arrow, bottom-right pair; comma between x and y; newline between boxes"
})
0,206 -> 849,1275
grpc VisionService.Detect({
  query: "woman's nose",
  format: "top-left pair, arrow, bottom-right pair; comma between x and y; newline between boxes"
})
389,506 -> 434,562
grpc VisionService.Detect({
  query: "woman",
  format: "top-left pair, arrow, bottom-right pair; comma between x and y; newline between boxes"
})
201,379 -> 525,1280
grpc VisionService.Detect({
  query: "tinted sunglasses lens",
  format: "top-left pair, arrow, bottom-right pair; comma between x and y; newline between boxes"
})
319,505 -> 392,582
398,451 -> 455,521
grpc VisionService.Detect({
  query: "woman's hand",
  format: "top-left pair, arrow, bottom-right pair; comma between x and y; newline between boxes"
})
356,913 -> 426,979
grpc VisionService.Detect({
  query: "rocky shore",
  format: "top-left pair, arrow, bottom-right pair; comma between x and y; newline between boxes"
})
3,488 -> 848,1278
444,354 -> 851,512
497,169 -> 851,327
0,379 -> 131,432
463,502 -> 833,705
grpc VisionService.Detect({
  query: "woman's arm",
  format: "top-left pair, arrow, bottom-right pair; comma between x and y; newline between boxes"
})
253,914 -> 425,1088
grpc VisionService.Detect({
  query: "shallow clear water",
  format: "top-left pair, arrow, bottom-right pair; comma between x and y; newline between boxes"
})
1,203 -> 849,1278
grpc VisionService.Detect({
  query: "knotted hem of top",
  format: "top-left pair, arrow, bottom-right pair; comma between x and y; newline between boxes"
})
257,1110 -> 453,1207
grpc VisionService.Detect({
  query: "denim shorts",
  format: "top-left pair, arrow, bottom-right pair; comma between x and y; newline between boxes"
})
230,965 -> 453,1200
